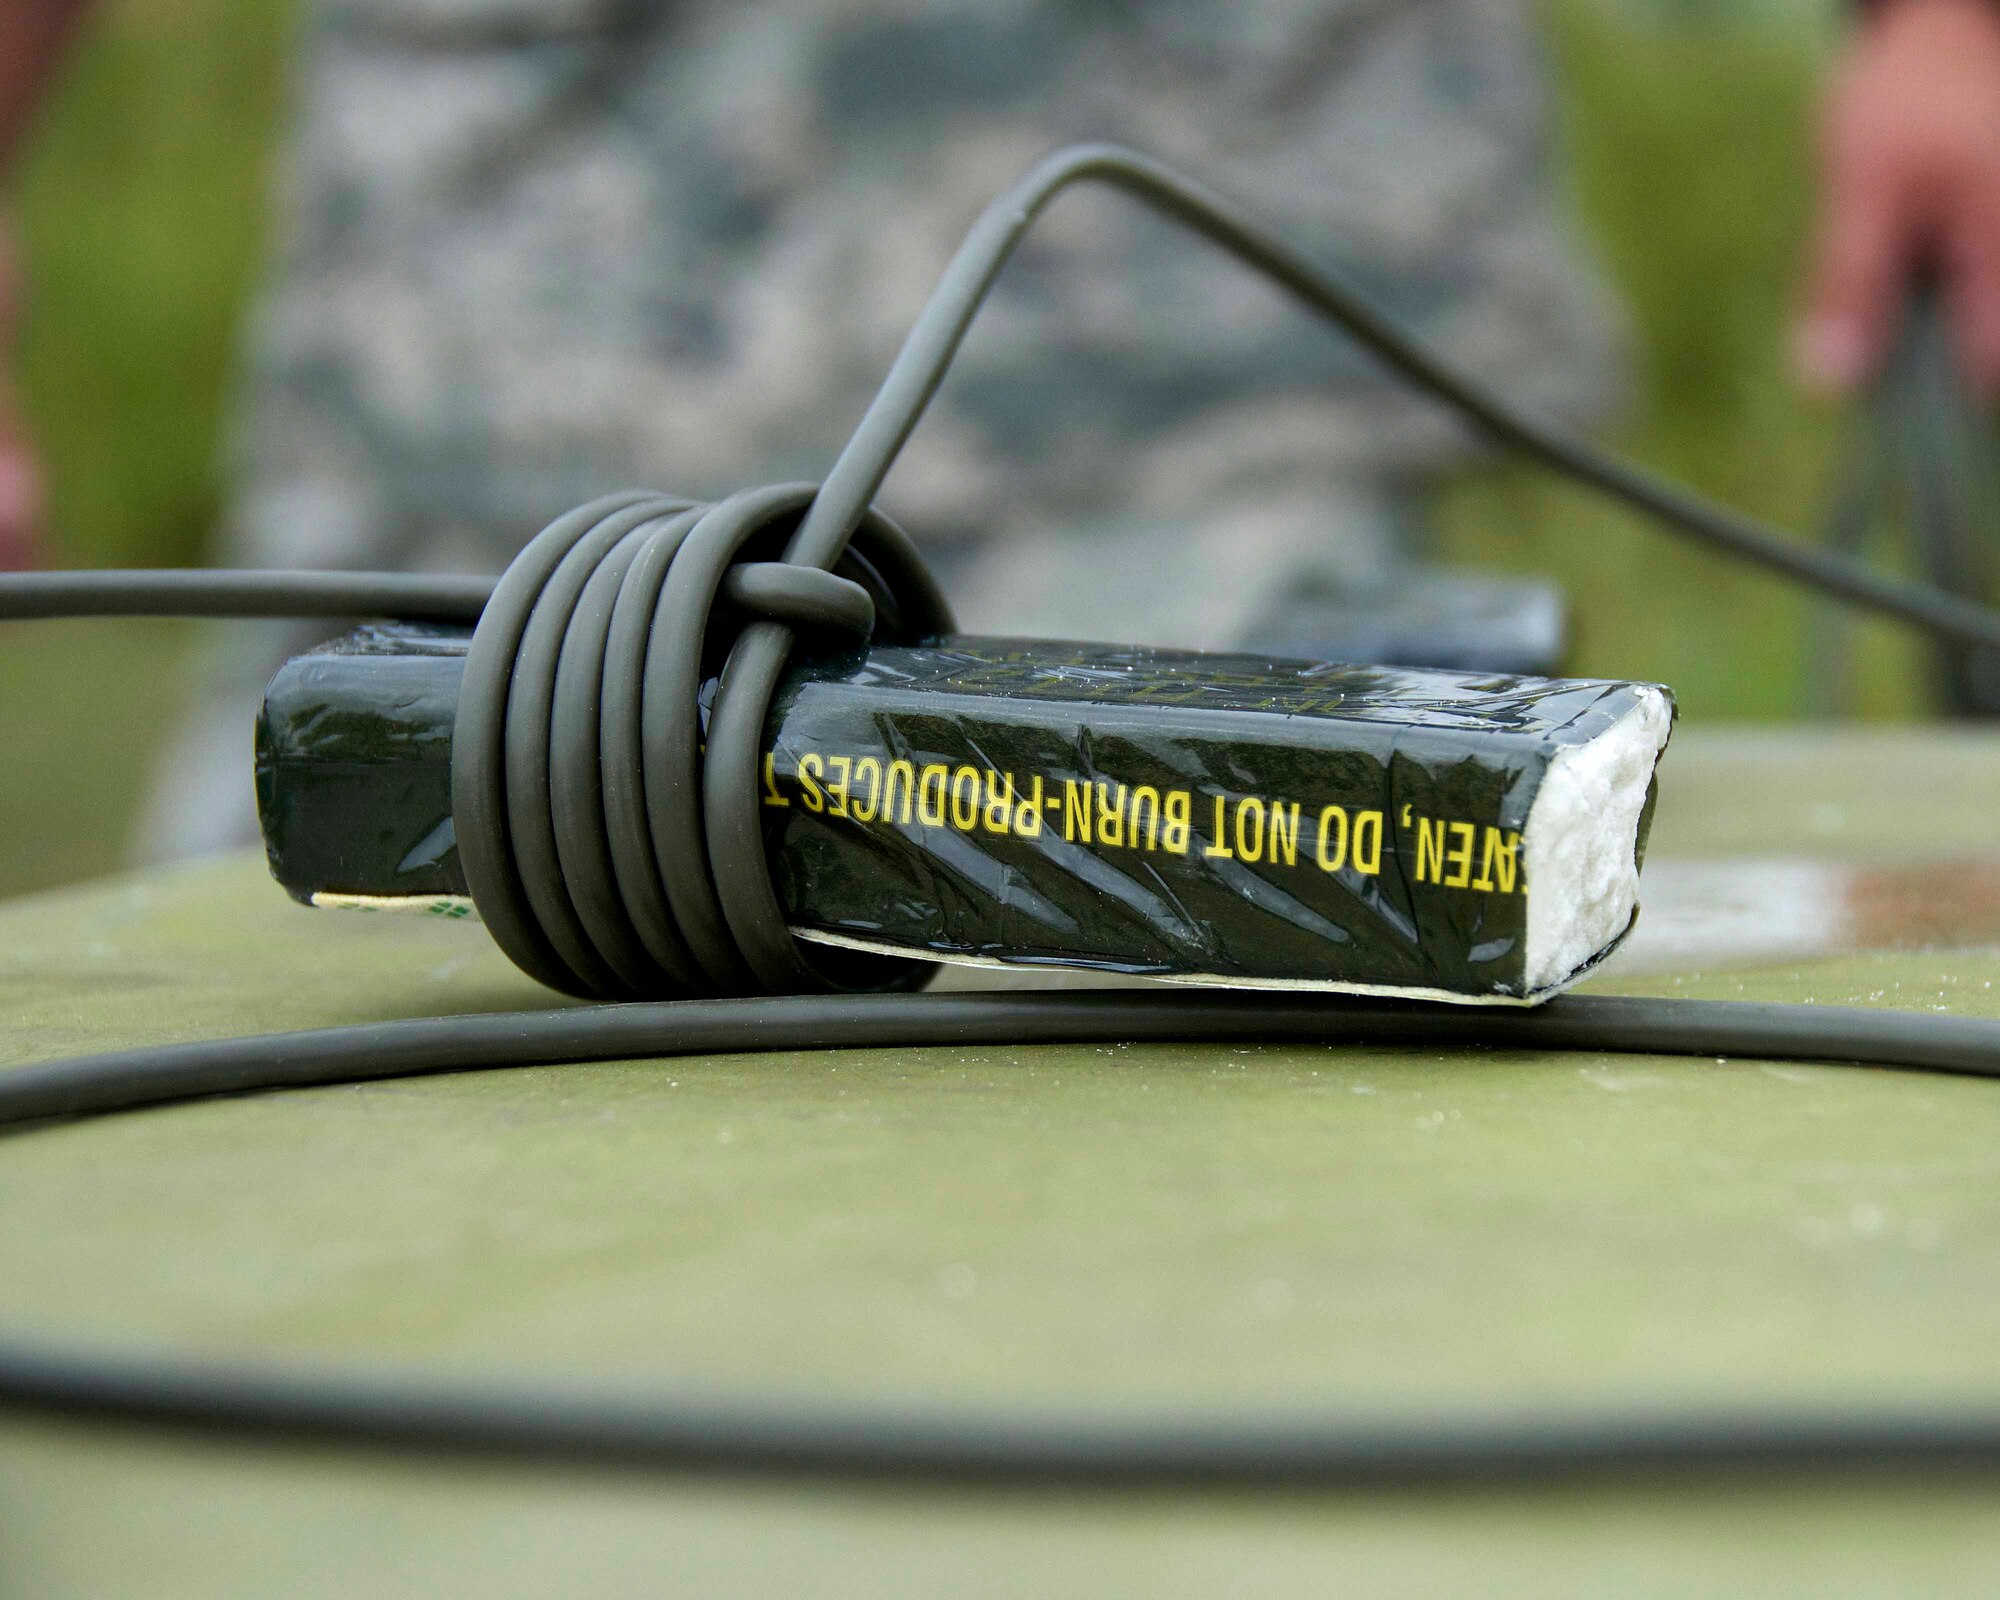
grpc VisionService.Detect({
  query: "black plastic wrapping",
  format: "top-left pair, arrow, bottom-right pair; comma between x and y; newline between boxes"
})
257,624 -> 1672,1000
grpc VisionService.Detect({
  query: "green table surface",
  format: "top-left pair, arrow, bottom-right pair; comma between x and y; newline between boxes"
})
6,727 -> 2000,1596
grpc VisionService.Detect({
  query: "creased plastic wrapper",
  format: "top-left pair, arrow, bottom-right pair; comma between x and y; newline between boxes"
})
257,625 -> 1674,1004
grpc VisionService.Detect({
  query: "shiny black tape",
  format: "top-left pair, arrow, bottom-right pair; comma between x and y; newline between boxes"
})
257,625 -> 1669,999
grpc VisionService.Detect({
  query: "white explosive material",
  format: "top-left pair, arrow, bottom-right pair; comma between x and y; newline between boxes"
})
1523,686 -> 1675,994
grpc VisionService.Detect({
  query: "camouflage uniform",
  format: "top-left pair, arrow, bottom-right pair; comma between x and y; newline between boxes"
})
138,0 -> 1626,857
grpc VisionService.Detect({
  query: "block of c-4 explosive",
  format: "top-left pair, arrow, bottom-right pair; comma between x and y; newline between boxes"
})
257,624 -> 1673,1004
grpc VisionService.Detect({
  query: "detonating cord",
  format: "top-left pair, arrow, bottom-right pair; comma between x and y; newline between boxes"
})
3,144 -> 2000,1485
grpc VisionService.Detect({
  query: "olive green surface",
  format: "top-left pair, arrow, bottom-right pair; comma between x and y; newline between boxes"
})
6,729 -> 2000,1597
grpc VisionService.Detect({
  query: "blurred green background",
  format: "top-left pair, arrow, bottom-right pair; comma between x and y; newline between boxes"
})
0,0 -> 1914,898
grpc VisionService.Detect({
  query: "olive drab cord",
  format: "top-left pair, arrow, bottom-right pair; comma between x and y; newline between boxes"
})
1810,279 -> 2000,716
449,485 -> 952,1001
4,143 -> 2000,1484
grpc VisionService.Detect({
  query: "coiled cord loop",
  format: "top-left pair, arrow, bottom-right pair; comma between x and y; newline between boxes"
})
21,144 -> 2000,1484
450,484 -> 953,1002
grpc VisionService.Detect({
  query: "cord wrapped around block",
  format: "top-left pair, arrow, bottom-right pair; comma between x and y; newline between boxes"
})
450,484 -> 954,1001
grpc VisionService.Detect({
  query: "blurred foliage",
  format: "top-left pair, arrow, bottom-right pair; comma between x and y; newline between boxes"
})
0,0 -> 294,897
17,0 -> 294,570
0,0 -> 1940,898
1437,0 -> 1928,719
